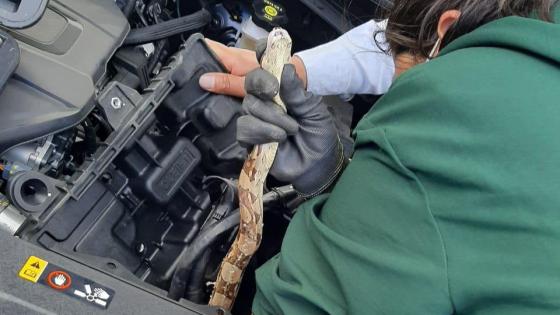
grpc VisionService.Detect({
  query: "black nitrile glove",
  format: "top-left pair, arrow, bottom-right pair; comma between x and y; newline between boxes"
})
237,64 -> 347,198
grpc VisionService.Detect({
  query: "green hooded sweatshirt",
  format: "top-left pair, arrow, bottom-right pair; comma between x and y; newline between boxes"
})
253,10 -> 560,315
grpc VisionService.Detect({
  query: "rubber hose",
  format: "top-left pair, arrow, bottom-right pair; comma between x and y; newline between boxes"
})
167,209 -> 241,300
124,10 -> 211,46
184,249 -> 212,303
167,186 -> 296,301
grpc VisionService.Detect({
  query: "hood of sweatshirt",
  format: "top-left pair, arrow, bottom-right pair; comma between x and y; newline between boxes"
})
440,8 -> 560,66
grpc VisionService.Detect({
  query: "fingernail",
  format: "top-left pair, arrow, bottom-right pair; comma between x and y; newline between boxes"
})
199,74 -> 215,90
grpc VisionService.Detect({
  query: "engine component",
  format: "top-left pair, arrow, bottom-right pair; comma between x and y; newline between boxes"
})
0,0 -> 48,29
2,132 -> 74,176
11,34 -> 243,297
2,141 -> 49,171
159,34 -> 246,175
124,9 -> 211,45
0,0 -> 129,155
119,132 -> 202,205
96,82 -> 143,130
203,3 -> 252,47
0,194 -> 26,235
6,170 -> 59,214
237,17 -> 269,50
112,47 -> 152,90
0,30 -> 18,93
252,0 -> 289,29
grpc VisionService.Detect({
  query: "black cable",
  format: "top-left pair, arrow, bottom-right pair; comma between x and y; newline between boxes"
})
147,39 -> 167,73
184,249 -> 212,303
167,186 -> 296,301
124,9 -> 211,46
183,176 -> 237,303
167,208 -> 241,300
91,112 -> 113,134
82,119 -> 97,156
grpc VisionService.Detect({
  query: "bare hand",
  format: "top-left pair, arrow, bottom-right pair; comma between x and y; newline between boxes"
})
199,39 -> 260,98
200,39 -> 308,98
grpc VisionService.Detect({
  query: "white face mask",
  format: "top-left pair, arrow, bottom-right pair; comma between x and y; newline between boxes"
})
425,37 -> 443,63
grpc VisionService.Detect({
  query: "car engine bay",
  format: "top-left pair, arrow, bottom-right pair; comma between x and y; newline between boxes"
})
0,0 -> 388,313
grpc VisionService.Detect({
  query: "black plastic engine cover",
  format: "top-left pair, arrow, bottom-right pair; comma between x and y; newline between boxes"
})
0,30 -> 18,92
159,34 -> 247,176
0,0 -> 48,29
0,0 -> 129,155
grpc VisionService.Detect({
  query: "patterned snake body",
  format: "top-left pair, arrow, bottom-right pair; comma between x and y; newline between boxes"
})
208,28 -> 293,311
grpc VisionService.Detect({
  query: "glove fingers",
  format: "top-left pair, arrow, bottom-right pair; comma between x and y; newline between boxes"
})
203,96 -> 241,129
245,68 -> 279,100
280,64 -> 321,116
237,115 -> 288,146
242,95 -> 299,135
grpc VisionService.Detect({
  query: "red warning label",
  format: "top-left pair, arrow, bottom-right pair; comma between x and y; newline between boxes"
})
46,270 -> 72,290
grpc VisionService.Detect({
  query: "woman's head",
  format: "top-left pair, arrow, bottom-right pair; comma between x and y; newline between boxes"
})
381,0 -> 558,74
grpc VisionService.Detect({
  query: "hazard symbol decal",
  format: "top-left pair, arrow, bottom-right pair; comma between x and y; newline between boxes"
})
18,256 -> 115,309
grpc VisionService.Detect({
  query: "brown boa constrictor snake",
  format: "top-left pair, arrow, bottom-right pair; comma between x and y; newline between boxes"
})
208,28 -> 293,311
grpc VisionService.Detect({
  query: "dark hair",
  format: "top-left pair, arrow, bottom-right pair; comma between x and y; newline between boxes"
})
379,0 -> 558,58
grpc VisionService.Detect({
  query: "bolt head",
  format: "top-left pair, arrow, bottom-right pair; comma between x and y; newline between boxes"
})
136,243 -> 146,254
111,97 -> 123,109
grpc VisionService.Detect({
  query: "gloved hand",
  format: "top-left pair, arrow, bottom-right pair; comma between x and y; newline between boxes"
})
199,39 -> 308,98
238,64 -> 347,197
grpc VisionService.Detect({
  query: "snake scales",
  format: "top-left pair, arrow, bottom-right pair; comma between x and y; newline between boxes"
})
208,28 -> 293,311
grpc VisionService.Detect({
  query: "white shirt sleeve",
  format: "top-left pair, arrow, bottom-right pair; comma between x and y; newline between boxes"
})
295,20 -> 394,96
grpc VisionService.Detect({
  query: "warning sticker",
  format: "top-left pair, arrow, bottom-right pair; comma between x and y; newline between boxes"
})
72,283 -> 113,308
19,256 -> 48,283
46,270 -> 72,291
18,256 -> 115,309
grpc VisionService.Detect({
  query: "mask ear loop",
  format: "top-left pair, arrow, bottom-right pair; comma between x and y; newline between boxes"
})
426,37 -> 443,62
